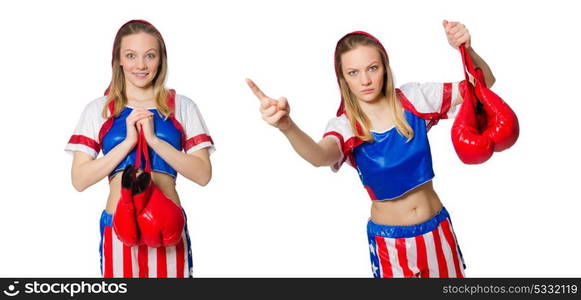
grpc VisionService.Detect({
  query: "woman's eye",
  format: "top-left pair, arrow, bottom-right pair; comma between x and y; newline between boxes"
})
348,71 -> 358,76
369,65 -> 378,71
126,53 -> 135,59
147,53 -> 156,59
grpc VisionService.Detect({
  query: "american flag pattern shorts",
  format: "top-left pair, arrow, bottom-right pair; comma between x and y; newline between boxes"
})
367,207 -> 466,278
99,210 -> 193,278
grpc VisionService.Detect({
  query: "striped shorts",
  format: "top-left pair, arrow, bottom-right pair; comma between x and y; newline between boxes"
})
99,210 -> 193,278
367,207 -> 465,278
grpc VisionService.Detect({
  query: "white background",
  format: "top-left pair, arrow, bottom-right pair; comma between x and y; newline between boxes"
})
1,0 -> 579,277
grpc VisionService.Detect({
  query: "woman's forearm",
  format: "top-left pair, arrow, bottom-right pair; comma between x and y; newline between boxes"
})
148,137 -> 212,186
280,119 -> 341,167
72,140 -> 134,192
244,79 -> 341,168
466,47 -> 496,88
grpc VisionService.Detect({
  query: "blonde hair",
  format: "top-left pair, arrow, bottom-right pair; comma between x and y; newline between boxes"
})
102,21 -> 170,119
335,34 -> 413,142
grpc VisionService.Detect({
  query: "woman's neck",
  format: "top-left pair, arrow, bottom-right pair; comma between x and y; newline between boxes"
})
125,82 -> 154,104
358,95 -> 390,120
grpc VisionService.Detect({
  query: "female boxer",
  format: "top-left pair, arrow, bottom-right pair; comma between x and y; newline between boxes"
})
246,21 -> 495,277
65,20 -> 214,278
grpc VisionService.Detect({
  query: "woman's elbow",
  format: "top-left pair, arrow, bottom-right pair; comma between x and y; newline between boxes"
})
71,177 -> 88,192
310,160 -> 325,168
310,157 -> 332,168
198,172 -> 211,187
71,161 -> 91,192
195,166 -> 212,187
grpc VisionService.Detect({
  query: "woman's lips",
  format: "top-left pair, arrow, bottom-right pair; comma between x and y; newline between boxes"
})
133,72 -> 149,79
361,88 -> 374,94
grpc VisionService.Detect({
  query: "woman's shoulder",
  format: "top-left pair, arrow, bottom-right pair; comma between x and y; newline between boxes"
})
174,93 -> 197,106
78,96 -> 108,119
86,95 -> 108,107
173,93 -> 209,122
325,113 -> 352,136
173,93 -> 201,113
396,82 -> 423,96
327,113 -> 349,127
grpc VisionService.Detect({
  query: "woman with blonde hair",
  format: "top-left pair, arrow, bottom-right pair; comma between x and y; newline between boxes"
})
65,20 -> 214,278
247,20 -> 495,277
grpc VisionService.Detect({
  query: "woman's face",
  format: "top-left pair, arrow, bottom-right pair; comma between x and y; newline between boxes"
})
340,45 -> 385,103
119,32 -> 160,90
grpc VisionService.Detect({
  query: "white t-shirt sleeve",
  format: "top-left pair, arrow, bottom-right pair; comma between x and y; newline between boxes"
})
175,95 -> 215,155
64,97 -> 107,159
399,81 -> 462,120
323,115 -> 358,172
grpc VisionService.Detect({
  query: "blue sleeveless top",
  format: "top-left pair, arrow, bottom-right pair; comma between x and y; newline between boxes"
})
101,106 -> 182,178
353,109 -> 434,200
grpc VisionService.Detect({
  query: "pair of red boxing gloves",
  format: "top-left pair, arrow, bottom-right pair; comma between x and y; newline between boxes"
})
112,128 -> 185,248
451,45 -> 519,164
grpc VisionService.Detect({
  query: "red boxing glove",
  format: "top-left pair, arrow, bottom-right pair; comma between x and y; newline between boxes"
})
137,185 -> 185,248
132,126 -> 184,248
112,165 -> 140,246
132,171 -> 152,217
451,81 -> 494,164
112,125 -> 186,248
451,45 -> 519,164
473,69 -> 520,152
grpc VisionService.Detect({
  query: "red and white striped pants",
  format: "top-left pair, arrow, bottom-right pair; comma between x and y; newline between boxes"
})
367,207 -> 465,278
99,210 -> 193,278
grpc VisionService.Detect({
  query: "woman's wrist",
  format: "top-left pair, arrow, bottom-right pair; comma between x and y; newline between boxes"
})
279,118 -> 296,134
465,44 -> 476,54
120,139 -> 137,151
146,135 -> 162,148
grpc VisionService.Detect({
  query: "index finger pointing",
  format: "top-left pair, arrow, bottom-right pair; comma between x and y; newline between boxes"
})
245,78 -> 269,102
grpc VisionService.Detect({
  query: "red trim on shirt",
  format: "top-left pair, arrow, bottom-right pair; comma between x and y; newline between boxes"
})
185,134 -> 213,152
364,186 -> 378,200
397,85 -> 453,122
169,114 -> 187,149
397,89 -> 442,120
323,131 -> 345,149
441,83 -> 452,116
68,135 -> 100,153
166,90 -> 187,149
344,136 -> 363,167
97,99 -> 116,147
324,131 -> 348,168
98,118 -> 114,148
323,131 -> 363,168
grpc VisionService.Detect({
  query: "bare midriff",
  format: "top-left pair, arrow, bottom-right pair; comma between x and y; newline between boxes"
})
370,181 -> 443,226
105,171 -> 180,214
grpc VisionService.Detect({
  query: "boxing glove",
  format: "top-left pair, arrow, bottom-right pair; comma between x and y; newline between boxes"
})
112,164 -> 154,246
112,165 -> 140,246
132,170 -> 152,217
451,80 -> 494,164
451,45 -> 519,164
473,68 -> 520,152
137,185 -> 185,248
